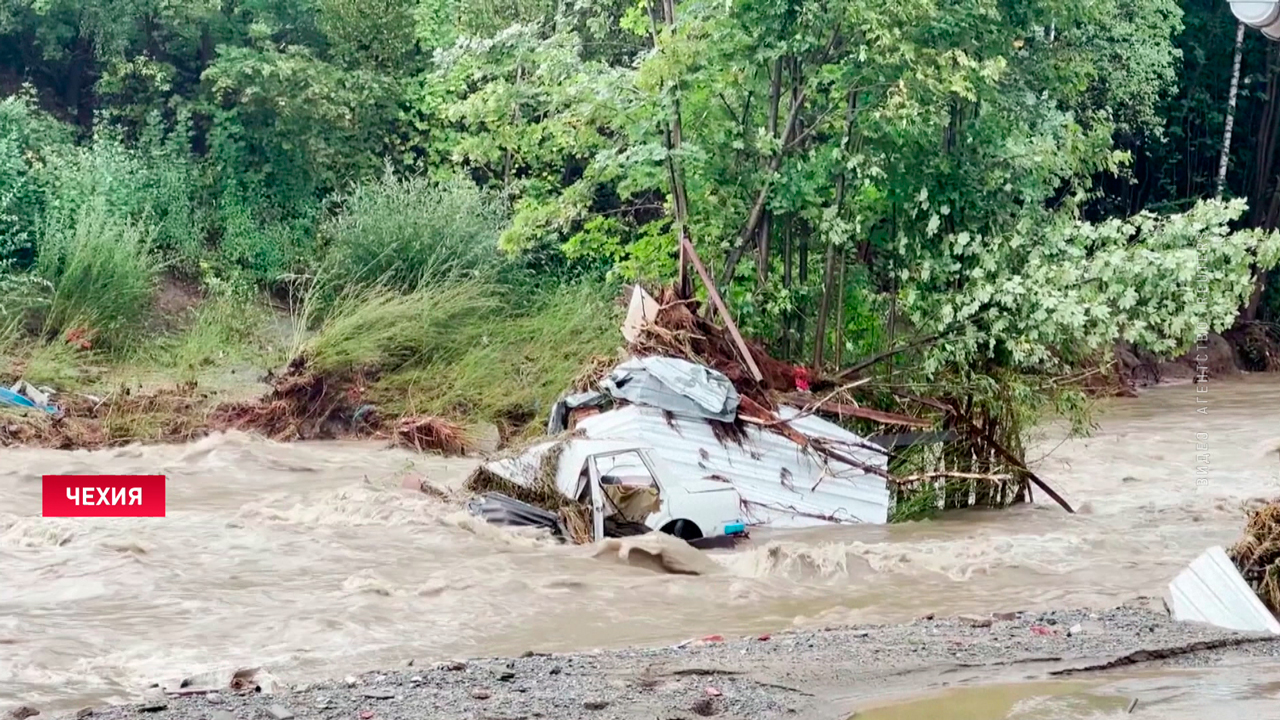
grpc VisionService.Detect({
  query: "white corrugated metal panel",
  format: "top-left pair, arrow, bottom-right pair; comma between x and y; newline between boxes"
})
1167,546 -> 1280,635
576,405 -> 890,526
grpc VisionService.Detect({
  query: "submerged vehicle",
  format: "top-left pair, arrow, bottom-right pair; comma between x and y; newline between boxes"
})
472,437 -> 747,544
467,356 -> 889,545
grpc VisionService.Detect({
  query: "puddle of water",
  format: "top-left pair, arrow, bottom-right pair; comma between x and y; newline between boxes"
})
850,680 -> 1130,720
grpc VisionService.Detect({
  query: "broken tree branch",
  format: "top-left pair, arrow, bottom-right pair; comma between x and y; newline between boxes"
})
679,235 -> 764,382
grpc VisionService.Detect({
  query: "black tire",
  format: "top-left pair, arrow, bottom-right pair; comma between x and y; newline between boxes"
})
661,519 -> 703,541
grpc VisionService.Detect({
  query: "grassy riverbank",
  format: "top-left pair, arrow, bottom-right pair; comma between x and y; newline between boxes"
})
0,270 -> 623,448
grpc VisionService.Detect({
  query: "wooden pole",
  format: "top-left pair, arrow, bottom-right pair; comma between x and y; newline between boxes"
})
679,235 -> 764,382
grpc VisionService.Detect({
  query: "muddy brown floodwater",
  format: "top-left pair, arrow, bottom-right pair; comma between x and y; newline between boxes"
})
4,377 -> 1280,713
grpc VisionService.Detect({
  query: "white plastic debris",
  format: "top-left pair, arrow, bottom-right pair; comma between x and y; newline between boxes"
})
621,285 -> 660,343
1167,546 -> 1280,634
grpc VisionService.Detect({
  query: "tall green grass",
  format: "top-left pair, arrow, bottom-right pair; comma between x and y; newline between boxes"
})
35,198 -> 161,348
372,282 -> 622,427
317,170 -> 508,297
298,280 -> 500,376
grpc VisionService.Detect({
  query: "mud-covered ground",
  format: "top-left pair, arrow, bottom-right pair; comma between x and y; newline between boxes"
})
46,604 -> 1280,720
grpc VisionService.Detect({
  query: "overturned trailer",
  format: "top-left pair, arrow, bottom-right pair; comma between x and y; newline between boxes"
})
468,355 -> 890,544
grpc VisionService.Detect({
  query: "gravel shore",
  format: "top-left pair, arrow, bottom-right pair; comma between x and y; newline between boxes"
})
39,601 -> 1280,720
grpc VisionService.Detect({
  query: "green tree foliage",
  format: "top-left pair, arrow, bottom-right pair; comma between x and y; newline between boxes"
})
1,0 -> 1279,434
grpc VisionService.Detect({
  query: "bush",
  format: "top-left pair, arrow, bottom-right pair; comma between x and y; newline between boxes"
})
38,127 -> 204,275
213,189 -> 318,288
317,170 -> 507,295
0,94 -> 74,268
35,198 -> 160,348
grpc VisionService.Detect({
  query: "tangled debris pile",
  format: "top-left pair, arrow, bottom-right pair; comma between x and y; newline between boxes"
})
1230,500 -> 1280,613
208,357 -> 376,441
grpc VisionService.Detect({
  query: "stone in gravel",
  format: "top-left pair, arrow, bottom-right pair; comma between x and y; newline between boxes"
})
959,614 -> 993,628
690,697 -> 720,716
470,688 -> 492,700
704,687 -> 722,697
361,690 -> 395,700
264,704 -> 294,720
439,661 -> 468,672
9,706 -> 39,720
211,711 -> 237,720
549,666 -> 562,675
344,676 -> 358,687
138,692 -> 168,712
992,612 -> 1019,622
1068,623 -> 1084,636
497,671 -> 516,682
409,676 -> 424,684
206,694 -> 223,705
582,699 -> 609,711
359,712 -> 373,719
75,709 -> 92,719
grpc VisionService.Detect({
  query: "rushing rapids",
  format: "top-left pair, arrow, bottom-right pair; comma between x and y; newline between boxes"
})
4,377 -> 1280,714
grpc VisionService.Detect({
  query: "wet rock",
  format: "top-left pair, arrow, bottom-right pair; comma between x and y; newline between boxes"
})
265,704 -> 294,720
138,691 -> 168,712
582,699 -> 609,711
958,614 -> 993,628
9,706 -> 39,720
361,690 -> 395,700
75,709 -> 92,719
470,688 -> 492,700
402,658 -> 415,667
1121,476 -> 1140,483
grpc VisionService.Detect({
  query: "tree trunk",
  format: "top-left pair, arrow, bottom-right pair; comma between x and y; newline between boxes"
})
1250,45 -> 1280,228
1216,23 -> 1245,199
811,90 -> 858,368
650,0 -> 692,297
783,221 -> 794,357
757,58 -> 784,286
833,248 -> 847,367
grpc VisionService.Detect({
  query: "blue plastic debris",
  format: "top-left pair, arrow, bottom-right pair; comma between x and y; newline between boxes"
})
724,522 -> 746,535
0,385 -> 59,414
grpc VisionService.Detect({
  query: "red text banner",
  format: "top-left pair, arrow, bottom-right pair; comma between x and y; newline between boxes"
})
42,475 -> 166,517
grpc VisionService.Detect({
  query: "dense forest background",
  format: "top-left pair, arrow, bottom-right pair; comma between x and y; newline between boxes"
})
2,0 -> 1280,438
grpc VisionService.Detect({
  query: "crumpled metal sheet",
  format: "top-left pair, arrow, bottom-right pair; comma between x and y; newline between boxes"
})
546,390 -> 609,434
1167,545 -> 1280,634
602,356 -> 739,422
